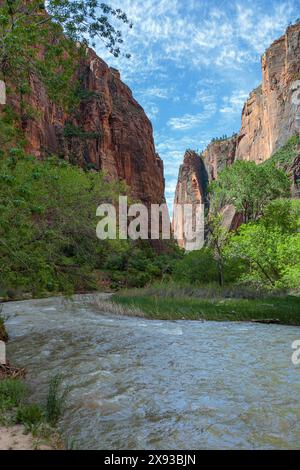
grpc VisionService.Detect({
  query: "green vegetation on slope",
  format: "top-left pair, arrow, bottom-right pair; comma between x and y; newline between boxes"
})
209,160 -> 290,223
0,151 -> 126,297
267,135 -> 300,167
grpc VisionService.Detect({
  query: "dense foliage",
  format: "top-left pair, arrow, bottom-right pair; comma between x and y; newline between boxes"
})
226,199 -> 300,289
0,149 -> 181,297
209,160 -> 290,223
0,150 -> 124,296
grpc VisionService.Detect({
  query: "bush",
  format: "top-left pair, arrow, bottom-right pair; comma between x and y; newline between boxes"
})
226,199 -> 300,289
103,241 -> 182,289
173,248 -> 219,284
0,152 -> 128,296
173,247 -> 245,286
267,135 -> 300,167
209,160 -> 290,223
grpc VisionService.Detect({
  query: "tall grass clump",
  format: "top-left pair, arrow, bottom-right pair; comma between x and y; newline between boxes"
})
46,375 -> 69,426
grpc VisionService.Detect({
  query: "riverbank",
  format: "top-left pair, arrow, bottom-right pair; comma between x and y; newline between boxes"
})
112,285 -> 300,325
0,425 -> 55,450
0,320 -> 65,450
0,375 -> 65,450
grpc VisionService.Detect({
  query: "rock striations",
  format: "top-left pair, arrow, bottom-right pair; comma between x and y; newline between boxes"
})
173,23 -> 300,249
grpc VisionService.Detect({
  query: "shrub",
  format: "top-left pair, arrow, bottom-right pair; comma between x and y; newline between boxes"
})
173,248 -> 219,284
0,153 -> 128,296
267,135 -> 300,167
209,160 -> 290,223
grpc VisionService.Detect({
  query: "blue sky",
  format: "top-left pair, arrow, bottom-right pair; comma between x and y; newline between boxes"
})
96,0 -> 300,209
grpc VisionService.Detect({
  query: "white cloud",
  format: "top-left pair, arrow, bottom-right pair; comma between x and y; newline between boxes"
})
96,0 -> 297,83
142,87 -> 169,99
168,102 -> 217,130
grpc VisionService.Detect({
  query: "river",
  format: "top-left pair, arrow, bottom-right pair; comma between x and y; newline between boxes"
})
3,294 -> 300,449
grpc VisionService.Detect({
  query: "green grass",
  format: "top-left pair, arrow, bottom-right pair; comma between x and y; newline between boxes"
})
45,375 -> 69,427
16,404 -> 44,433
0,375 -> 68,446
0,379 -> 27,411
112,286 -> 300,324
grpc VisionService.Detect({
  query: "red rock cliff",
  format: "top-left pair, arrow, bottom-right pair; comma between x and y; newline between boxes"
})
201,24 -> 300,180
7,48 -> 165,205
236,23 -> 300,162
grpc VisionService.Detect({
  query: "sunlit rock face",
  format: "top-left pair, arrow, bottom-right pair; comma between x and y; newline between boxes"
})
6,49 -> 165,205
202,136 -> 239,181
173,23 -> 300,249
236,23 -> 300,163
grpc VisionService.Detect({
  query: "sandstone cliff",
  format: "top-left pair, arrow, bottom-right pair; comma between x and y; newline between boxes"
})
7,49 -> 165,206
236,23 -> 300,162
203,23 -> 300,180
172,150 -> 208,248
173,22 -> 300,249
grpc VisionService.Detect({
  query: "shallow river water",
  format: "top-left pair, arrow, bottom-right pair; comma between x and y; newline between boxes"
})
3,294 -> 300,450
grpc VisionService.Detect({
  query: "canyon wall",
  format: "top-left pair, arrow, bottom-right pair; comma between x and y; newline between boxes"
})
173,23 -> 300,249
7,49 -> 165,206
172,150 -> 208,248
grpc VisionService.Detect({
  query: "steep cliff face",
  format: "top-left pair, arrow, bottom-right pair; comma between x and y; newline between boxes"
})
172,150 -> 208,248
8,49 -> 165,205
236,23 -> 300,162
173,23 -> 300,249
205,23 -> 300,172
202,135 -> 238,181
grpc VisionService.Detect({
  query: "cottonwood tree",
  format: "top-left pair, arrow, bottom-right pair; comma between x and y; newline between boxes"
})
226,199 -> 300,288
209,160 -> 290,223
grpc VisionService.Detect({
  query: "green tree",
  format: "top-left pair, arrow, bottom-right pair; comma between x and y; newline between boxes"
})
0,151 -> 128,296
226,199 -> 300,289
209,160 -> 290,223
206,214 -> 230,286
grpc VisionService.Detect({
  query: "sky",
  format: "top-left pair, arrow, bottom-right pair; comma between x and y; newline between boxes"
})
95,0 -> 300,210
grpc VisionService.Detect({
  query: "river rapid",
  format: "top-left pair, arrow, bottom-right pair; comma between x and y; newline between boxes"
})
3,294 -> 300,450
